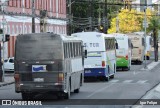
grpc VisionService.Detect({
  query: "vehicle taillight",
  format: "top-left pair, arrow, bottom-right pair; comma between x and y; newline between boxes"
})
102,61 -> 105,67
139,49 -> 141,54
58,73 -> 64,82
14,74 -> 20,83
126,55 -> 128,60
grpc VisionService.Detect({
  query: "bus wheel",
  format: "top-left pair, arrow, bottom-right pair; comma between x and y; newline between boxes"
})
74,88 -> 80,93
110,75 -> 114,79
139,61 -> 142,65
103,76 -> 109,81
127,66 -> 130,71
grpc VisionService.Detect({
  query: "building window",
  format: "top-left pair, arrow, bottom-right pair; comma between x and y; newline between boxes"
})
25,25 -> 27,34
7,25 -> 10,34
50,26 -> 52,32
29,25 -> 31,33
16,25 -> 19,34
20,25 -> 22,34
36,25 -> 37,33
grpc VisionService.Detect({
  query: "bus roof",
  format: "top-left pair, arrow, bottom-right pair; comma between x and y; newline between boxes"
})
17,33 -> 82,42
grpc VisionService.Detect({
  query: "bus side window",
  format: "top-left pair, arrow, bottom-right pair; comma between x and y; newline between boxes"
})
112,39 -> 115,49
63,43 -> 66,58
68,43 -> 71,58
108,39 -> 111,50
128,39 -> 132,48
105,39 -> 108,50
79,43 -> 82,56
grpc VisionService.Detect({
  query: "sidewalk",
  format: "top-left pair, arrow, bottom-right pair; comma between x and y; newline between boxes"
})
0,74 -> 15,87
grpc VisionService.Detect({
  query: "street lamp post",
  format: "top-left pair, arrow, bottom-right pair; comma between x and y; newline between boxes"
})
67,0 -> 75,35
144,0 -> 148,69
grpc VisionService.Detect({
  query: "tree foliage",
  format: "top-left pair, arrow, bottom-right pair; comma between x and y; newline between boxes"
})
71,0 -> 123,32
108,9 -> 153,34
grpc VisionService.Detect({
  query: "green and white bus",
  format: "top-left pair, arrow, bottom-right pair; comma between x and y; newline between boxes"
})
109,33 -> 132,71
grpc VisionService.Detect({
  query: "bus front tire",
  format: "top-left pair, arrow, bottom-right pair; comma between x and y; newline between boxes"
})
74,88 -> 79,93
110,75 -> 114,79
127,66 -> 130,71
103,76 -> 109,81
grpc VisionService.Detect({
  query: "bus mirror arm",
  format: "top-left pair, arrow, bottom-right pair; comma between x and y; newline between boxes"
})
116,43 -> 118,49
84,50 -> 87,58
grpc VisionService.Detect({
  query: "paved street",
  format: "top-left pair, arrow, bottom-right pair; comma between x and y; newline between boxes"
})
0,59 -> 160,108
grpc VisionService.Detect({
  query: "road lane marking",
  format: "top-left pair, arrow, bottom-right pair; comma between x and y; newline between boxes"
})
123,80 -> 133,83
141,61 -> 160,71
87,83 -> 114,98
133,71 -> 141,75
110,80 -> 119,83
136,80 -> 148,84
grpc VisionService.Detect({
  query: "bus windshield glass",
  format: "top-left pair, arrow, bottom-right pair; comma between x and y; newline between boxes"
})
15,34 -> 62,60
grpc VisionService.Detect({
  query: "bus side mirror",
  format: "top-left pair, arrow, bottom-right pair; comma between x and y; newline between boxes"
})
116,43 -> 118,49
131,43 -> 133,49
84,50 -> 87,58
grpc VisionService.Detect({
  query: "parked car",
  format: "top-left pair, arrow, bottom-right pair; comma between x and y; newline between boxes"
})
2,57 -> 14,72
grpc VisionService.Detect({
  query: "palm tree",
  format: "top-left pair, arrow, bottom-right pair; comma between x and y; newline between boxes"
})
148,16 -> 160,62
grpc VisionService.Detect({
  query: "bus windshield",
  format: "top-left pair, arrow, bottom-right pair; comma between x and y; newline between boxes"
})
15,34 -> 62,61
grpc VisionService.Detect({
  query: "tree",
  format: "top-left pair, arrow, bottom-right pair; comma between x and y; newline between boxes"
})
108,9 -> 144,33
71,0 -> 124,33
108,9 -> 153,34
147,16 -> 160,62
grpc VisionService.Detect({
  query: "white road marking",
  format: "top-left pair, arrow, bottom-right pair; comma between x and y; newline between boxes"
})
136,80 -> 148,84
141,61 -> 160,71
109,80 -> 119,83
123,80 -> 133,83
133,71 -> 141,75
87,83 -> 114,98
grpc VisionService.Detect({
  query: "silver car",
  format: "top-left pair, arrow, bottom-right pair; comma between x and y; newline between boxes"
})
2,57 -> 14,72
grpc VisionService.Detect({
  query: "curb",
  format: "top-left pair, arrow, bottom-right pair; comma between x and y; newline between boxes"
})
0,81 -> 15,87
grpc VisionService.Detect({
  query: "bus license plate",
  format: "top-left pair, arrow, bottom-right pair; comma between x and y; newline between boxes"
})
33,78 -> 44,82
85,70 -> 91,73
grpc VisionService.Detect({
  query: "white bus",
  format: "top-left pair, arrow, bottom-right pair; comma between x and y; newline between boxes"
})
128,33 -> 145,64
109,33 -> 132,71
134,32 -> 152,60
14,33 -> 87,100
72,32 -> 117,81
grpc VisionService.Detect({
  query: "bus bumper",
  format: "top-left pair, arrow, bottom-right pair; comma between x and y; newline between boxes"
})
15,82 -> 64,93
116,58 -> 128,68
84,68 -> 108,77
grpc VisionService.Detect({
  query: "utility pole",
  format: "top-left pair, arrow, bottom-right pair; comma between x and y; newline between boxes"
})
32,0 -> 35,33
98,0 -> 102,28
0,1 -> 8,82
144,0 -> 148,69
69,0 -> 72,35
40,10 -> 47,33
103,0 -> 107,33
89,0 -> 93,31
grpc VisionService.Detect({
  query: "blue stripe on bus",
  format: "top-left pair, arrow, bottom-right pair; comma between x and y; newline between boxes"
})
84,66 -> 115,77
84,68 -> 109,77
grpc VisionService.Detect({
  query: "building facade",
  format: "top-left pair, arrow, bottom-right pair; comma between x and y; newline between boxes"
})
132,0 -> 152,11
0,0 -> 67,58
